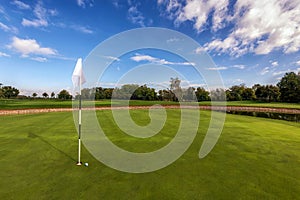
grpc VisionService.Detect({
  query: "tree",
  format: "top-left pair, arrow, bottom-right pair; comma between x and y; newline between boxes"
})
182,87 -> 196,101
277,72 -> 300,103
253,84 -> 280,102
170,77 -> 182,101
42,92 -> 49,98
95,87 -> 105,100
210,88 -> 226,101
158,89 -> 176,101
1,86 -> 19,98
32,93 -> 38,98
226,84 -> 245,101
81,88 -> 92,99
195,87 -> 210,101
131,85 -> 157,100
104,88 -> 113,99
225,84 -> 255,101
112,84 -> 139,99
0,83 -> 3,98
58,90 -> 72,100
51,92 -> 55,98
94,87 -> 114,100
242,88 -> 255,100
266,85 -> 280,102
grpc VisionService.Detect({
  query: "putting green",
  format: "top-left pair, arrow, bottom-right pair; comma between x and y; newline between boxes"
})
0,110 -> 299,199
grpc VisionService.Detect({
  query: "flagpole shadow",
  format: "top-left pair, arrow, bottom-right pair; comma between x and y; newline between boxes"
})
28,132 -> 77,162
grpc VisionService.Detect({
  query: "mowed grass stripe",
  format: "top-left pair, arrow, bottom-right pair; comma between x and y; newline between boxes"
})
0,110 -> 299,199
1,99 -> 300,110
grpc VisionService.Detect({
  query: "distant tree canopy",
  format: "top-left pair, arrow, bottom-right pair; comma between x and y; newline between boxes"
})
32,93 -> 38,98
158,89 -> 176,101
252,84 -> 280,102
1,71 -> 299,102
195,87 -> 210,101
226,84 -> 255,101
112,84 -> 139,100
211,88 -> 226,101
170,77 -> 183,101
42,92 -> 49,98
0,86 -> 19,98
131,85 -> 158,100
277,72 -> 300,103
112,84 -> 158,100
58,90 -> 72,100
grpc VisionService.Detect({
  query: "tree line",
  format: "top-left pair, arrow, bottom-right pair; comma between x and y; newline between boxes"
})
0,84 -> 70,100
74,72 -> 300,103
1,72 -> 300,103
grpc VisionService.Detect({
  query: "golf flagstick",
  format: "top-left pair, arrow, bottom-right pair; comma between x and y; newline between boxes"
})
72,58 -> 86,166
77,76 -> 82,166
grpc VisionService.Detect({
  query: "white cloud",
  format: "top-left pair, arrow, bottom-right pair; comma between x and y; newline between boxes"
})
48,9 -> 58,16
131,54 -> 157,62
166,37 -> 181,43
56,23 -> 93,34
0,22 -> 18,33
233,79 -> 244,84
71,25 -> 93,34
0,51 -> 10,57
22,18 -> 47,27
207,64 -> 245,70
157,0 -> 164,5
296,60 -> 300,66
0,6 -> 4,14
112,0 -> 122,8
176,0 -> 229,32
271,61 -> 279,67
272,71 -> 286,76
162,0 -> 300,56
198,35 -> 243,57
77,0 -> 84,7
0,6 -> 10,21
11,0 -> 30,10
0,22 -> 11,32
232,65 -> 245,69
31,57 -> 48,62
130,54 -> 194,66
128,6 -> 145,27
103,56 -> 120,61
206,66 -> 228,71
158,0 -> 182,21
8,36 -> 57,57
260,67 -> 270,75
22,2 -> 57,27
273,68 -> 300,76
77,0 -> 94,8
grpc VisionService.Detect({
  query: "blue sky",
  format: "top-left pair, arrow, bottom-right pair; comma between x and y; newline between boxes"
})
0,0 -> 300,96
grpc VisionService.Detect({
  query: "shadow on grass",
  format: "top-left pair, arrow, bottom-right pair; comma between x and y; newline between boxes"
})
28,132 -> 76,162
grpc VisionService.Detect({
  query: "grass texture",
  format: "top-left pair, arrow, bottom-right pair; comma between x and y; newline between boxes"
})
0,110 -> 299,199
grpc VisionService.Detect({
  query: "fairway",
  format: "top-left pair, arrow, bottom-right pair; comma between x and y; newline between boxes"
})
1,99 -> 300,110
1,110 -> 300,199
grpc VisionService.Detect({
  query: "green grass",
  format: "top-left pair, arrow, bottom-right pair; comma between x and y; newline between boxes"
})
1,110 -> 299,199
1,99 -> 300,110
222,100 -> 300,109
0,99 -> 180,110
0,99 -> 112,110
0,99 -> 71,109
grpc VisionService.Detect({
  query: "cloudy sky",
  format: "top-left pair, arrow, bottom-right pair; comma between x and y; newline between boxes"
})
0,0 -> 300,95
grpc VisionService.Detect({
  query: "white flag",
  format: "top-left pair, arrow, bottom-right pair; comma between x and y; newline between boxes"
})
72,58 -> 86,87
